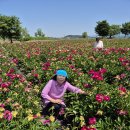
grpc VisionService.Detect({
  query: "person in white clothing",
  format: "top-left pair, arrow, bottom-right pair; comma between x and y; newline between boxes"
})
93,37 -> 103,49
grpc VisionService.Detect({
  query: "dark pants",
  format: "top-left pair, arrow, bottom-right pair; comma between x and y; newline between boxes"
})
41,102 -> 65,119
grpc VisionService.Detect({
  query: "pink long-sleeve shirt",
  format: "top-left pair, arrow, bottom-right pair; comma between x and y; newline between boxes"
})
41,79 -> 81,106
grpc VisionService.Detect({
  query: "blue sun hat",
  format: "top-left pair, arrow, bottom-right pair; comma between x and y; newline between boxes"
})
56,70 -> 68,78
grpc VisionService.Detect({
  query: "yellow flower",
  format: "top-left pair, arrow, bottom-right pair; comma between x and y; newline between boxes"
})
14,85 -> 19,88
80,121 -> 85,127
79,116 -> 84,121
34,88 -> 39,93
19,105 -> 22,109
0,113 -> 4,118
3,88 -> 8,92
12,102 -> 19,107
13,92 -> 18,96
36,113 -> 41,117
26,109 -> 32,114
125,94 -> 128,98
27,114 -> 34,121
19,83 -> 24,86
12,111 -> 18,118
49,115 -> 55,122
0,107 -> 5,112
34,85 -> 39,89
96,110 -> 103,115
34,101 -> 39,106
6,98 -> 12,102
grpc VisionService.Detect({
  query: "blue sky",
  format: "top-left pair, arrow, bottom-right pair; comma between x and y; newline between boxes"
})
0,0 -> 130,37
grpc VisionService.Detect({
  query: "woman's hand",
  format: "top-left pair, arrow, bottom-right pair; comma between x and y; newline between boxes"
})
50,98 -> 62,104
79,90 -> 87,95
54,99 -> 62,104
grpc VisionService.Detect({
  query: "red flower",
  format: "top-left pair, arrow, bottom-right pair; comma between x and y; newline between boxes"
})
8,68 -> 15,74
103,95 -> 110,101
81,126 -> 88,130
12,58 -> 18,64
88,117 -> 96,125
118,87 -> 126,93
1,82 -> 12,88
118,57 -> 125,62
33,73 -> 39,78
84,84 -> 92,88
99,68 -> 107,74
95,94 -> 104,103
0,78 -> 2,83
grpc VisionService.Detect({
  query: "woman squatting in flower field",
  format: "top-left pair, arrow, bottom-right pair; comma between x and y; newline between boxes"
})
41,69 -> 86,120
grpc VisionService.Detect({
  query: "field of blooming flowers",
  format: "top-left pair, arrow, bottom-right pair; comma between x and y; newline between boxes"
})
0,39 -> 130,130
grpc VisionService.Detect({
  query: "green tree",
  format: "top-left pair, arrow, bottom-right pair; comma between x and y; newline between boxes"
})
0,15 -> 21,43
95,20 -> 110,37
35,28 -> 45,37
82,32 -> 88,38
21,27 -> 31,41
109,25 -> 121,38
121,22 -> 130,37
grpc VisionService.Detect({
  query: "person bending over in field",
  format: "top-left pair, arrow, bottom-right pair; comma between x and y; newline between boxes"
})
93,37 -> 104,49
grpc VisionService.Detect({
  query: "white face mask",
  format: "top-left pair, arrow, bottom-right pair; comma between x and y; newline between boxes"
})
56,75 -> 66,84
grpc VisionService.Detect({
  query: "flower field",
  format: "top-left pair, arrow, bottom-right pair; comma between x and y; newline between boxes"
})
0,39 -> 130,130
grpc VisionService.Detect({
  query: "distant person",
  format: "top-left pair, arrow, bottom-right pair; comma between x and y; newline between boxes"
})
93,37 -> 103,49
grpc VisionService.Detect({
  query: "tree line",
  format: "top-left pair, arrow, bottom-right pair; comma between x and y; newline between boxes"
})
0,14 -> 45,43
0,14 -> 130,43
95,20 -> 130,38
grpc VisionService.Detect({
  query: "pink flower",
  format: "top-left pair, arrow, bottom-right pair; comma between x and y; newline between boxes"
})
24,87 -> 31,92
88,69 -> 106,81
6,73 -> 17,79
84,84 -> 92,88
118,87 -> 126,93
81,126 -> 88,130
1,82 -> 12,88
33,73 -> 39,78
42,62 -> 51,70
19,77 -> 26,82
33,115 -> 38,119
88,70 -> 95,75
81,126 -> 97,130
0,78 -> 2,83
43,119 -> 50,125
95,94 -> 104,103
26,51 -> 31,59
69,65 -> 75,69
127,67 -> 130,71
0,103 -> 5,108
120,73 -> 126,79
117,110 -> 128,115
118,57 -> 125,62
88,128 -> 96,130
103,95 -> 110,101
88,117 -> 96,125
8,68 -> 15,74
12,58 -> 18,64
99,68 -> 107,74
4,110 -> 12,121
92,73 -> 103,80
